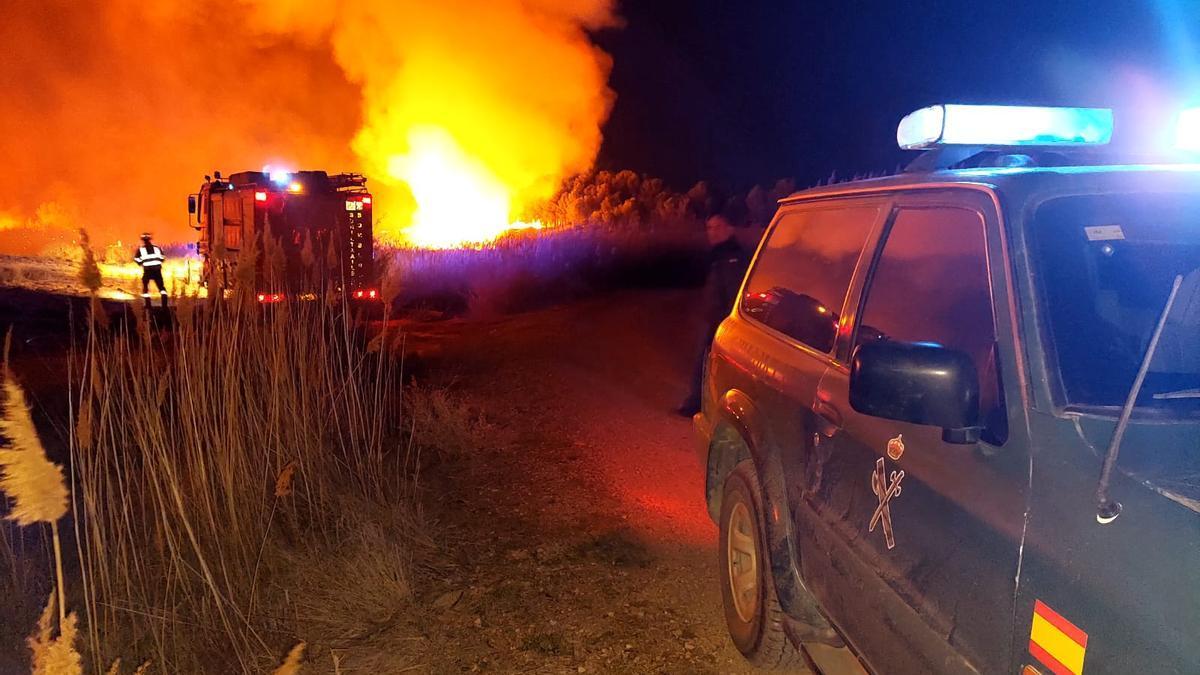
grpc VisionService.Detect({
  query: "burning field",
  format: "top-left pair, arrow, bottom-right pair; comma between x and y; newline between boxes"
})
0,0 -> 617,254
0,2 -> 786,673
0,0 -> 790,310
0,253 -> 203,302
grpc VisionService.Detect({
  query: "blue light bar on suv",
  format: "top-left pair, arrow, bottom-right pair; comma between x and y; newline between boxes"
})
897,104 -> 1114,150
1175,107 -> 1200,151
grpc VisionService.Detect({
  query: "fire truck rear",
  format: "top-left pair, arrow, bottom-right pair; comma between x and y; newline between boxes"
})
188,169 -> 376,302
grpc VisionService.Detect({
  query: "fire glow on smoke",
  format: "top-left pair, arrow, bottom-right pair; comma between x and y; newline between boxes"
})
321,0 -> 618,249
0,1 -> 617,252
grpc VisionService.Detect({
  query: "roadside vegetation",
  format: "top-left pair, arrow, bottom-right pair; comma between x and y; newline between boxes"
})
0,170 -> 789,672
72,295 -> 420,672
0,241 -> 446,672
386,171 -> 787,317
0,170 -> 789,316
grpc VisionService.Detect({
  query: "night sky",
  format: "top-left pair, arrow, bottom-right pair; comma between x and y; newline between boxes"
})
596,0 -> 1200,191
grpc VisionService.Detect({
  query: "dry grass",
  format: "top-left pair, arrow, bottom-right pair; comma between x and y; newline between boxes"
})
0,253 -> 201,303
0,257 -> 58,287
402,385 -> 489,460
0,517 -> 51,662
381,168 -> 784,318
71,293 -> 420,672
0,214 -> 721,671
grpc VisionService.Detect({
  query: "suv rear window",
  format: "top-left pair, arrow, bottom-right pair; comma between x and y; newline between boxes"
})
741,203 -> 879,353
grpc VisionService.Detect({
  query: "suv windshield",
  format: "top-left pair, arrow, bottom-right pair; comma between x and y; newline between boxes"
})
1033,192 -> 1200,414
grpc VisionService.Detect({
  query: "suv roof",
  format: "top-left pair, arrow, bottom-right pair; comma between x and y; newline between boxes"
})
784,162 -> 1200,204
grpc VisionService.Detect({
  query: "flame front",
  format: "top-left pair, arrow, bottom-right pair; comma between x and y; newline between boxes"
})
385,127 -> 533,249
258,0 -> 617,249
0,1 -> 616,253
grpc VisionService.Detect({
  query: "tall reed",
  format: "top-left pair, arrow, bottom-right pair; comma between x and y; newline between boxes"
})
0,339 -> 82,673
73,292 -> 409,671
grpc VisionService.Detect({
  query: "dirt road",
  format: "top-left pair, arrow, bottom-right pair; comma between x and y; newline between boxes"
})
404,287 -> 765,673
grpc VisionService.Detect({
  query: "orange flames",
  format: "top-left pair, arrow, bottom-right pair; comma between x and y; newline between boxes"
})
384,127 -> 543,249
0,1 -> 616,254
256,0 -> 616,248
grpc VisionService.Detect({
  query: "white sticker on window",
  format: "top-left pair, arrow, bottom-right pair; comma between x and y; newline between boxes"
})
1085,224 -> 1125,241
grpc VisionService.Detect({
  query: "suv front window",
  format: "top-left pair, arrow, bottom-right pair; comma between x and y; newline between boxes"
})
1033,193 -> 1200,414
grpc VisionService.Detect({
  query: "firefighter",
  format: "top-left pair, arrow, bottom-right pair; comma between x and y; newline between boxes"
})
677,214 -> 750,416
134,232 -> 168,308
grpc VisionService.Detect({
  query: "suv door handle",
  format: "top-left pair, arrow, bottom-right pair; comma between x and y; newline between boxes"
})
812,400 -> 843,438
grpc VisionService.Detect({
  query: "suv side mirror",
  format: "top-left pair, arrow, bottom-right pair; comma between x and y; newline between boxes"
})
850,340 -> 981,444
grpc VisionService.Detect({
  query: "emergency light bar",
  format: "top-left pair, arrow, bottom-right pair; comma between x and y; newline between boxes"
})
263,165 -> 293,187
1175,107 -> 1200,151
897,104 -> 1114,150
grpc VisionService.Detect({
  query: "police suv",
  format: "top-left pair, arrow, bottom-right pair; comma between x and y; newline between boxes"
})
694,104 -> 1200,674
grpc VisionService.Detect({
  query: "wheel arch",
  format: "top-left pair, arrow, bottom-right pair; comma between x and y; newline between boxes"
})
708,389 -> 834,640
705,388 -> 767,521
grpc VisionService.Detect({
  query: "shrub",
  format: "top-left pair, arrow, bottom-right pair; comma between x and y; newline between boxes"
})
380,171 -> 785,317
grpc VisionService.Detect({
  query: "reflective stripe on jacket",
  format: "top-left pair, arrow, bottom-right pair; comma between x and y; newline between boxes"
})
135,245 -> 164,267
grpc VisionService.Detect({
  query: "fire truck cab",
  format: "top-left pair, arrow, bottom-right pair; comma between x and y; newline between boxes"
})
188,169 -> 375,300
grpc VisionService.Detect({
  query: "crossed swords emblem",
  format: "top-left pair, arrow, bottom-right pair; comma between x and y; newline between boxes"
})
870,457 -> 904,550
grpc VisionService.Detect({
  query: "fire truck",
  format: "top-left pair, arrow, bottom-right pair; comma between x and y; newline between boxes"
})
188,169 -> 376,301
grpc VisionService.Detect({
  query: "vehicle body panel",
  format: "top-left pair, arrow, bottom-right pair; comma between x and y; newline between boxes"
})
1015,410 -> 1200,674
698,164 -> 1200,674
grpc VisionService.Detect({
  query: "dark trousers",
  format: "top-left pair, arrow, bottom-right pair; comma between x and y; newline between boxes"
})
141,267 -> 167,307
681,320 -> 721,411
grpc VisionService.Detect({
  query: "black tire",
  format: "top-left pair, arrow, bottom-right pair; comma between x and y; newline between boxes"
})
719,460 -> 810,672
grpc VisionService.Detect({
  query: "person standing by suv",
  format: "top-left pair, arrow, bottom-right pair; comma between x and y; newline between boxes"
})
678,214 -> 750,416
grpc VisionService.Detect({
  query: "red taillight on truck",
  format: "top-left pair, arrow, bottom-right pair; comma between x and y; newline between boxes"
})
255,191 -> 267,202
345,195 -> 372,210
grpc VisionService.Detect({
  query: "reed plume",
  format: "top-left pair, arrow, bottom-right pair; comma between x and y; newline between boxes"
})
0,377 -> 68,526
27,592 -> 82,675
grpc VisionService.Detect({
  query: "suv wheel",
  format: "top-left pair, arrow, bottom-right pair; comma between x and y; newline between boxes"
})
719,460 -> 809,671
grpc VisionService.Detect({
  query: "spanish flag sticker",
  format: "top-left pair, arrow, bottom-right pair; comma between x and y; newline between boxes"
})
1029,600 -> 1088,675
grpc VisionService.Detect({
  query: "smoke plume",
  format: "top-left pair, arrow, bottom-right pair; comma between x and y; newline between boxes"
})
0,0 -> 616,253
